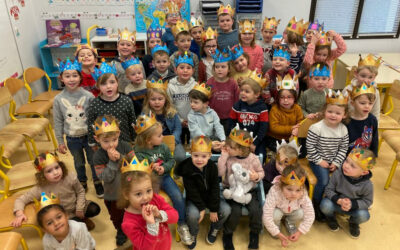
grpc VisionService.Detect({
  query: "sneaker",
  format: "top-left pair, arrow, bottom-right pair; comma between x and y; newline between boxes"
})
187,236 -> 197,249
116,228 -> 127,246
349,222 -> 360,239
222,233 -> 234,250
84,218 -> 95,231
94,181 -> 104,198
284,218 -> 297,235
326,217 -> 339,232
248,232 -> 259,250
206,226 -> 219,244
177,224 -> 193,245
80,181 -> 88,192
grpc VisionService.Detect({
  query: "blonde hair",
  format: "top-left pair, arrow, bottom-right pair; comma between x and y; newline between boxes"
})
322,103 -> 350,124
239,33 -> 256,47
229,53 -> 250,76
225,129 -> 252,157
142,88 -> 177,118
356,65 -> 379,76
125,64 -> 143,75
240,77 -> 262,94
134,121 -> 162,148
277,144 -> 299,161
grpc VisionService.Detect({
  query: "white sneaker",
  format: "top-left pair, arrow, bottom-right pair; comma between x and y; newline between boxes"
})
177,224 -> 193,245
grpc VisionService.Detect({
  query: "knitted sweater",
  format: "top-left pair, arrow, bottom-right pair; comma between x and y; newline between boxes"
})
188,107 -> 226,141
243,45 -> 264,72
170,51 -> 200,80
124,80 -> 147,117
256,40 -> 273,74
207,77 -> 239,120
298,88 -> 326,117
267,104 -> 304,140
134,143 -> 175,176
167,77 -> 197,121
346,114 -> 378,156
217,29 -> 239,51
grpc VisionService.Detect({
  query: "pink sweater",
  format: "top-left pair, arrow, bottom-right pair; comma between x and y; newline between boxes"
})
243,45 -> 264,73
303,33 -> 347,88
122,193 -> 178,250
262,179 -> 315,236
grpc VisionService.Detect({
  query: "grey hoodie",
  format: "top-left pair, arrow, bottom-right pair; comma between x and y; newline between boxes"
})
167,76 -> 196,121
188,107 -> 226,141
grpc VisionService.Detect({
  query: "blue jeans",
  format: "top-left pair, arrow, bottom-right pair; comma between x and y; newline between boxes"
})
161,175 -> 186,224
310,162 -> 330,203
186,199 -> 231,236
320,198 -> 370,224
66,136 -> 98,182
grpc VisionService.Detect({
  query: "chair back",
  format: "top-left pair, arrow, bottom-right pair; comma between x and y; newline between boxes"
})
0,86 -> 13,107
390,80 -> 400,100
297,118 -> 322,139
23,67 -> 53,102
163,135 -> 175,154
4,78 -> 24,96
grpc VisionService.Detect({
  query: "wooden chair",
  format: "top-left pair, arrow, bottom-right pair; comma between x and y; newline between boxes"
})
162,135 -> 176,154
0,232 -> 28,250
0,133 -> 34,164
23,67 -> 61,104
381,130 -> 400,189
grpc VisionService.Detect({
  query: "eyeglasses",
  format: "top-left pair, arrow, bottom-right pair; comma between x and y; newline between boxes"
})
168,13 -> 180,18
204,45 -> 217,49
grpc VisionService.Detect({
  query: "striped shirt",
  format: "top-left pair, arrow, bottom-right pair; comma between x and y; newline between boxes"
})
306,120 -> 349,167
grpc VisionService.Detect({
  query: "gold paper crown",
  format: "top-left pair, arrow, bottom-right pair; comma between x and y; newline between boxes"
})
118,28 -> 136,44
134,113 -> 158,134
248,70 -> 268,89
239,19 -> 256,33
263,17 -> 280,31
317,31 -> 332,46
351,82 -> 376,99
37,192 -> 60,210
358,54 -> 382,68
286,17 -> 309,36
146,78 -> 168,90
229,124 -> 253,147
190,16 -> 204,29
164,1 -> 179,14
74,44 -> 97,57
202,27 -> 218,42
121,155 -> 152,174
326,89 -> 349,105
190,135 -> 212,153
193,82 -> 212,98
93,117 -> 120,136
348,148 -> 375,170
172,20 -> 190,36
281,171 -> 306,187
218,4 -> 235,17
35,153 -> 59,172
276,73 -> 298,91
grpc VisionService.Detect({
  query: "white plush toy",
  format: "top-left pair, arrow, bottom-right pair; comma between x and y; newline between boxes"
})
223,163 -> 255,204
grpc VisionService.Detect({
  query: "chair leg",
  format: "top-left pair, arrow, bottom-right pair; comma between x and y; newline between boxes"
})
24,140 -> 34,160
47,123 -> 58,150
44,127 -> 51,141
29,138 -> 39,156
2,158 -> 12,169
308,184 -> 314,200
378,137 -> 384,154
20,237 -> 28,250
175,224 -> 181,242
385,159 -> 398,190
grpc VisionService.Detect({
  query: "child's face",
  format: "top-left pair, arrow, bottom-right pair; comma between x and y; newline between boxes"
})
192,152 -> 212,169
310,76 -> 329,92
240,33 -> 254,46
262,29 -> 276,43
324,104 -> 346,127
355,68 -> 376,86
43,163 -> 63,183
99,74 -> 119,100
118,40 -> 136,58
175,34 -> 192,52
342,157 -> 367,178
148,38 -> 162,49
61,70 -> 80,91
166,13 -> 180,26
305,30 -> 315,43
314,48 -> 329,63
126,67 -> 144,85
272,57 -> 289,72
279,90 -> 295,110
190,98 -> 208,113
233,55 -> 248,72
77,49 -> 95,67
148,126 -> 163,146
95,132 -> 120,151
153,54 -> 170,73
240,84 -> 259,104
225,143 -> 242,157
282,184 -> 303,201
204,39 -> 217,56
175,63 -> 194,82
191,27 -> 204,44
218,14 -> 233,32
352,95 -> 373,117
283,30 -> 288,43
125,177 -> 153,212
149,92 -> 166,113
41,208 -> 69,240
275,152 -> 289,173
214,62 -> 229,79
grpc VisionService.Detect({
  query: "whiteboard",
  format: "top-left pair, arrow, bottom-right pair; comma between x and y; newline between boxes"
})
0,0 -> 23,82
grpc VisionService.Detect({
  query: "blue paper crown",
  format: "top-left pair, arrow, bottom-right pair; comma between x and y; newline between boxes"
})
58,58 -> 81,73
273,47 -> 291,61
91,59 -> 117,81
151,44 -> 170,56
308,20 -> 324,32
309,64 -> 330,77
121,56 -> 141,70
229,45 -> 244,61
212,49 -> 231,63
174,51 -> 194,67
147,20 -> 163,40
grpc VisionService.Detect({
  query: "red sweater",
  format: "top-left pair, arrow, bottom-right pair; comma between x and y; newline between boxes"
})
243,45 -> 264,73
122,193 -> 178,250
207,77 -> 239,119
80,71 -> 100,97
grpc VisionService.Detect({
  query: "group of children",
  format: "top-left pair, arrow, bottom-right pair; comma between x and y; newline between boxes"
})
8,2 -> 384,249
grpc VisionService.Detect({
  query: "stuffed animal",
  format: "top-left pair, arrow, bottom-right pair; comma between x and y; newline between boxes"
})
223,163 -> 255,204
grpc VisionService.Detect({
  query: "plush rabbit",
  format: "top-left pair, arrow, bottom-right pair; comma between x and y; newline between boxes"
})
61,96 -> 88,136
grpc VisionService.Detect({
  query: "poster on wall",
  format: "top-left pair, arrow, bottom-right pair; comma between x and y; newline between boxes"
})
45,19 -> 81,47
134,0 -> 190,33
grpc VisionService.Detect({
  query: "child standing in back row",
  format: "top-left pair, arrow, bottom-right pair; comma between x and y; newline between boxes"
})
217,4 -> 239,51
257,17 -> 280,74
239,19 -> 263,72
142,21 -> 163,77
198,27 -> 218,83
162,1 -> 181,55
189,15 -> 204,58
75,45 -> 100,97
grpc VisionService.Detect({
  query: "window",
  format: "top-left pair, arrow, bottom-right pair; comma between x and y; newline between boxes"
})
310,0 -> 400,39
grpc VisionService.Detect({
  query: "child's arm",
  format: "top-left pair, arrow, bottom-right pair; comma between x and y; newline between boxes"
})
122,221 -> 159,250
329,32 -> 347,60
250,154 -> 265,182
52,98 -> 66,152
332,132 -> 349,167
217,150 -> 229,177
303,35 -> 318,66
71,175 -> 87,217
93,152 -> 120,183
171,114 -> 182,145
228,105 -> 239,131
12,186 -> 41,227
183,176 -> 208,212
298,196 -> 315,235
262,187 -> 281,237
324,170 -> 340,202
188,112 -> 204,138
208,163 -> 221,213
305,125 -> 323,165
156,194 -> 179,224
75,222 -> 95,249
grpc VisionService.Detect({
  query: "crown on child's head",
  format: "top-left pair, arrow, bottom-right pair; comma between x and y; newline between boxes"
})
229,124 -> 254,147
151,44 -> 170,56
273,46 -> 291,61
172,20 -> 189,36
316,31 -> 332,46
309,64 -> 330,77
286,17 -> 309,36
239,19 -> 256,34
36,192 -> 60,211
218,4 -> 235,17
229,44 -> 244,61
190,16 -> 204,29
308,20 -> 324,32
35,152 -> 59,172
263,17 -> 280,31
174,51 -> 194,67
193,82 -> 212,98
202,27 -> 218,42
58,58 -> 81,73
118,28 -> 136,44
248,70 -> 268,89
164,1 -> 180,14
276,139 -> 302,155
348,148 -> 375,170
281,171 -> 306,187
326,89 -> 349,105
121,155 -> 152,174
276,73 -> 298,91
134,112 -> 158,135
358,54 -> 382,68
93,117 -> 120,136
146,78 -> 168,90
147,21 -> 163,40
121,56 -> 141,70
351,82 -> 376,100
91,59 -> 118,81
211,48 -> 231,63
191,135 -> 212,153
74,44 -> 97,58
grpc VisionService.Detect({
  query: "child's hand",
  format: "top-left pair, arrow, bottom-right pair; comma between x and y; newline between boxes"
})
156,166 -> 165,175
278,232 -> 290,247
212,141 -> 222,151
250,144 -> 256,153
273,38 -> 283,48
249,170 -> 259,182
327,30 -> 337,37
319,160 -> 330,168
340,198 -> 351,211
58,144 -> 68,154
182,120 -> 188,128
142,204 -> 155,224
237,77 -> 244,85
198,210 -> 205,223
151,162 -> 164,175
288,43 -> 298,56
210,212 -> 219,222
10,211 -> 27,228
75,210 -> 84,219
149,205 -> 161,220
306,113 -> 317,119
289,231 -> 302,242
329,163 -> 337,172
221,145 -> 228,154
107,148 -> 120,161
311,32 -> 321,45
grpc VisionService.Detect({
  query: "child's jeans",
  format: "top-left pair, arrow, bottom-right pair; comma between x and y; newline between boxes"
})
186,199 -> 231,236
66,135 -> 98,183
309,162 -> 330,203
273,208 -> 304,229
161,175 -> 186,225
320,198 -> 370,224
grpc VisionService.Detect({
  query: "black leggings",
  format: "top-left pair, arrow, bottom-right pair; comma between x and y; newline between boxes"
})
71,201 -> 101,222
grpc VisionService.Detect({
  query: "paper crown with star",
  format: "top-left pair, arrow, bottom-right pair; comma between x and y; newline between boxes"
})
229,44 -> 244,61
121,56 -> 141,70
172,20 -> 190,36
121,155 -> 152,174
147,21 -> 163,40
93,116 -> 120,136
263,17 -> 280,31
286,17 -> 309,36
164,1 -> 180,14
309,64 -> 330,77
351,82 -> 376,99
239,19 -> 256,33
248,70 -> 268,89
146,78 -> 168,90
190,15 -> 204,29
202,27 -> 218,42
193,82 -> 212,98
118,28 -> 136,44
151,44 -> 170,56
229,124 -> 254,147
36,192 -> 60,211
34,152 -> 59,172
276,73 -> 298,91
348,148 -> 376,170
91,59 -> 118,81
276,140 -> 301,166
191,135 -> 212,153
273,46 -> 291,61
308,20 -> 324,32
358,54 -> 382,68
58,58 -> 81,73
326,89 -> 349,105
316,31 -> 332,46
281,170 -> 306,186
211,48 -> 231,63
134,112 -> 158,135
74,44 -> 97,58
218,4 -> 235,17
174,51 -> 194,67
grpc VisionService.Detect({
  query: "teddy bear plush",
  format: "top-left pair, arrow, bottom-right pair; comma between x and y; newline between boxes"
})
223,163 -> 255,204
